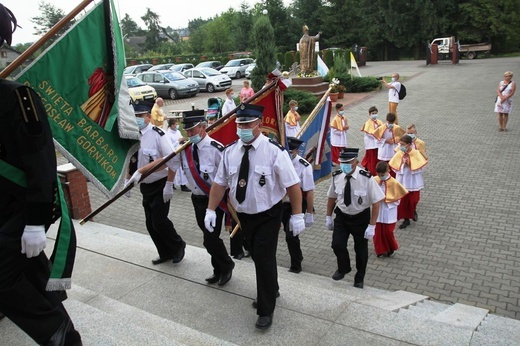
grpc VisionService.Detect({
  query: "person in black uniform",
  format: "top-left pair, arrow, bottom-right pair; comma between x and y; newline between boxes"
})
0,4 -> 82,344
326,148 -> 385,288
205,104 -> 305,330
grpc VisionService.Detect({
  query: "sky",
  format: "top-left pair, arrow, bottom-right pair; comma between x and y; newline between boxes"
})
5,0 -> 292,45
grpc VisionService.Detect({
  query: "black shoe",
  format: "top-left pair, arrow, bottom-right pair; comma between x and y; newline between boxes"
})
0,312 -> 4,320
386,250 -> 395,258
255,314 -> 273,330
413,211 -> 418,222
172,185 -> 177,190
152,256 -> 172,265
171,243 -> 186,264
205,274 -> 220,284
252,291 -> 280,308
233,252 -> 245,260
354,281 -> 364,289
332,270 -> 345,281
180,185 -> 191,192
399,219 -> 410,229
288,266 -> 302,273
218,269 -> 233,286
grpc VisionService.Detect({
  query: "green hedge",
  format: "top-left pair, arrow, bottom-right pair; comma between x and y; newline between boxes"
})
323,72 -> 380,93
283,88 -> 317,115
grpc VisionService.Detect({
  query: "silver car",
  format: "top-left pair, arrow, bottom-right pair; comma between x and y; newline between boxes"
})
183,68 -> 232,93
220,58 -> 254,79
136,71 -> 199,100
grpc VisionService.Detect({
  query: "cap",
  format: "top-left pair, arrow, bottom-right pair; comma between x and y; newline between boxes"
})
182,109 -> 206,130
0,4 -> 17,47
133,104 -> 151,116
287,136 -> 303,151
339,148 -> 359,163
235,103 -> 264,124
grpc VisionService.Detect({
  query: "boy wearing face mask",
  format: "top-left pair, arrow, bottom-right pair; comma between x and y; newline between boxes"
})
406,124 -> 427,159
282,137 -> 316,273
285,100 -> 301,137
361,106 -> 384,175
373,112 -> 404,177
389,135 -> 428,229
222,88 -> 237,116
127,105 -> 186,265
373,162 -> 408,258
325,148 -> 385,288
329,103 -> 349,165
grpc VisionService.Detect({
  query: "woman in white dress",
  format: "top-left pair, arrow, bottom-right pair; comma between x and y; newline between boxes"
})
494,71 -> 516,132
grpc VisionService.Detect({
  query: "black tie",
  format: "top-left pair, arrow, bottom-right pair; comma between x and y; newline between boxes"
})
193,144 -> 200,173
236,146 -> 251,204
344,175 -> 352,207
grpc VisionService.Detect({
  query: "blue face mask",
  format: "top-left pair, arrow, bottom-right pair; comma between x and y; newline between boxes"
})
387,123 -> 394,129
408,133 -> 416,140
339,110 -> 345,116
371,114 -> 378,120
400,145 -> 408,152
136,117 -> 146,130
189,134 -> 202,144
230,93 -> 235,98
340,163 -> 352,174
237,127 -> 255,143
294,106 -> 298,111
391,77 -> 396,83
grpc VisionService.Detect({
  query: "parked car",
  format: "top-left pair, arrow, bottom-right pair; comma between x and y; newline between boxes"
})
123,64 -> 153,76
148,63 -> 175,71
169,63 -> 195,73
183,68 -> 232,93
245,63 -> 256,79
125,76 -> 157,103
220,58 -> 254,79
136,71 -> 199,100
196,60 -> 224,71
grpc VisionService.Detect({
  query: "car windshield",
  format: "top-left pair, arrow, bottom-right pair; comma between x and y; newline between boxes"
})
126,77 -> 146,87
225,60 -> 240,67
123,67 -> 134,75
200,68 -> 220,76
162,72 -> 186,81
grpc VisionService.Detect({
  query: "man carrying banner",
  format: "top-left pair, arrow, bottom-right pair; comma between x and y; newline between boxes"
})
205,104 -> 305,330
0,4 -> 82,344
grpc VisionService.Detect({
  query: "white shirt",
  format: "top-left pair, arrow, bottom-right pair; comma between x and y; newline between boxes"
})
327,166 -> 385,215
214,134 -> 300,214
330,127 -> 347,147
394,165 -> 424,191
388,81 -> 401,103
377,128 -> 398,161
375,181 -> 400,223
285,122 -> 301,138
364,132 -> 381,150
165,128 -> 182,149
167,135 -> 223,196
284,154 -> 315,203
222,97 -> 236,116
137,123 -> 173,183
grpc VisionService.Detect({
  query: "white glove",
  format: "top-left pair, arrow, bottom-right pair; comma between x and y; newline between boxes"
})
123,179 -> 132,198
304,212 -> 314,227
125,170 -> 143,187
326,216 -> 334,231
21,225 -> 46,258
364,224 -> 376,239
290,213 -> 305,236
163,181 -> 174,203
204,209 -> 217,233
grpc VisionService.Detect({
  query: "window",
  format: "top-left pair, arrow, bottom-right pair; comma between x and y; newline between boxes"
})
0,51 -> 7,58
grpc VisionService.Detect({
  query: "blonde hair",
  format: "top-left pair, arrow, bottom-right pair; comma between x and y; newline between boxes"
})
504,71 -> 513,77
289,100 -> 298,107
406,124 -> 416,131
225,88 -> 234,96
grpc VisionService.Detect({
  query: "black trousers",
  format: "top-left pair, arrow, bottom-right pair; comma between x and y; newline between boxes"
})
331,207 -> 370,283
238,201 -> 282,316
191,194 -> 234,274
140,178 -> 185,259
281,200 -> 307,270
229,219 -> 249,256
0,211 -> 72,344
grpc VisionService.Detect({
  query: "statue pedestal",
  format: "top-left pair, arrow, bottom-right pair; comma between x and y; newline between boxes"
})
291,76 -> 329,99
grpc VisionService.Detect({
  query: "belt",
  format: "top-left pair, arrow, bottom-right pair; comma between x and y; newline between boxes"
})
335,207 -> 369,219
191,194 -> 208,200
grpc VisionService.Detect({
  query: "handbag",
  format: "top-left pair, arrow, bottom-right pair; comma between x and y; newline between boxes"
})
495,82 -> 511,102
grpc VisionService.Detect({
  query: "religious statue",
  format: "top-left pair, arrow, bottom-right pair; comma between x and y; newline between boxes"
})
299,25 -> 321,74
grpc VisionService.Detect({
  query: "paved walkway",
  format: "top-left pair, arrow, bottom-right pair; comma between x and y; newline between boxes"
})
81,57 -> 520,320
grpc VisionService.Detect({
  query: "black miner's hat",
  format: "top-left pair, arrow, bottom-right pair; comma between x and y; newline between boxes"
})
339,148 -> 359,163
183,109 -> 206,130
235,103 -> 264,124
287,136 -> 304,151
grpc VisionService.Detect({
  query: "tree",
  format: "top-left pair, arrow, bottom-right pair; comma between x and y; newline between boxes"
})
251,15 -> 276,91
120,14 -> 140,37
141,8 -> 163,51
234,2 -> 253,51
203,15 -> 233,55
265,0 -> 300,52
31,2 -> 74,38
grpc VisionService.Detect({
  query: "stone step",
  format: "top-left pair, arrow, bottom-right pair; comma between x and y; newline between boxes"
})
430,303 -> 489,331
396,299 -> 450,320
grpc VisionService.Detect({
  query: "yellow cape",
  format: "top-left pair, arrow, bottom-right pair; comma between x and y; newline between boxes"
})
361,119 -> 383,135
372,124 -> 405,141
374,176 -> 409,203
389,148 -> 428,172
330,114 -> 345,130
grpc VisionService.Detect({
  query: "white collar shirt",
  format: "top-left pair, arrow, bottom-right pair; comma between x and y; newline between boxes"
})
214,134 -> 300,214
327,166 -> 385,215
138,123 -> 173,183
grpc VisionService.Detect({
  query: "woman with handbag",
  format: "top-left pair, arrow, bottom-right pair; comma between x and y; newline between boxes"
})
495,71 -> 516,132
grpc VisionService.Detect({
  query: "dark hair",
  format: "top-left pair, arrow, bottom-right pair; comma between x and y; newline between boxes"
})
368,106 -> 378,114
0,4 -> 17,46
167,118 -> 178,127
376,161 -> 389,174
386,112 -> 396,122
335,103 -> 343,110
400,134 -> 413,144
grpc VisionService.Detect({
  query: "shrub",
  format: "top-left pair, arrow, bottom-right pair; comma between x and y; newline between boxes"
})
324,49 -> 334,69
283,88 -> 317,114
284,51 -> 294,71
276,52 -> 284,69
343,76 -> 380,93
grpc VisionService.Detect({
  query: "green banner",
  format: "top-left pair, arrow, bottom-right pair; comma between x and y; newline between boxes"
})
16,0 -> 139,198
